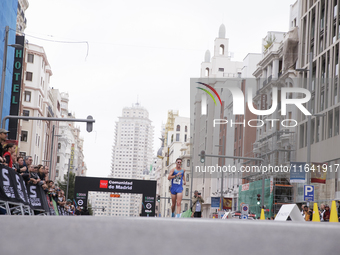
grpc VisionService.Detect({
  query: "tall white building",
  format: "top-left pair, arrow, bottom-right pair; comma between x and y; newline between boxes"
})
20,43 -> 57,167
102,102 -> 154,217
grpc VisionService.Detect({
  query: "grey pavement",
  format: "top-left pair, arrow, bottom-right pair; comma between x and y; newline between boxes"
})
1,216 -> 339,255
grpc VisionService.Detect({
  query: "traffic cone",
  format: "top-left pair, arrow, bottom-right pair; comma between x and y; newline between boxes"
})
312,203 -> 320,222
330,200 -> 339,223
260,209 -> 265,220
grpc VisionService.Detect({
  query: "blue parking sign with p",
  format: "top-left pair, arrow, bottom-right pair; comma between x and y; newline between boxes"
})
304,185 -> 314,202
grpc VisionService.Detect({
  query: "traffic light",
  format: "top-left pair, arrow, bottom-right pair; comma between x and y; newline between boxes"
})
257,194 -> 261,205
200,150 -> 205,163
86,115 -> 93,132
157,195 -> 160,202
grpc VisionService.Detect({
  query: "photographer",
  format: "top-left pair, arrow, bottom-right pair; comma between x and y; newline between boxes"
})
191,190 -> 204,218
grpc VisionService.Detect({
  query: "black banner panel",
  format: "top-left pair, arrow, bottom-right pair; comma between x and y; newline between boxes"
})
0,164 -> 50,213
74,176 -> 157,216
8,35 -> 25,140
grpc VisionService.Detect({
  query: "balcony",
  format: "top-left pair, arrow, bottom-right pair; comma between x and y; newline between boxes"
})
263,79 -> 267,87
268,75 -> 272,83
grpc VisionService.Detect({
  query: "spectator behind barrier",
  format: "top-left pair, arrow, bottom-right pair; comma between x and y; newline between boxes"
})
3,143 -> 16,168
0,128 -> 9,163
23,156 -> 33,173
0,163 -> 76,216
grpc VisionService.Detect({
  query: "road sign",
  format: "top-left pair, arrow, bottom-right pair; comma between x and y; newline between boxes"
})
304,185 -> 314,202
241,204 -> 249,215
241,215 -> 248,220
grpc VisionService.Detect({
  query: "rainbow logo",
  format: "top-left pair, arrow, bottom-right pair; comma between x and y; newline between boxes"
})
196,82 -> 222,106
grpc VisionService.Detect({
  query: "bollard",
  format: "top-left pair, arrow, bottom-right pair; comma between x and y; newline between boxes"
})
312,203 -> 320,222
329,200 -> 339,223
260,209 -> 265,220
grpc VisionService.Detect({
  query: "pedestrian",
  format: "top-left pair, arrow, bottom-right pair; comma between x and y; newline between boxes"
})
191,190 -> 204,218
320,203 -> 325,222
323,205 -> 330,222
168,158 -> 186,217
301,204 -> 306,216
304,206 -> 310,221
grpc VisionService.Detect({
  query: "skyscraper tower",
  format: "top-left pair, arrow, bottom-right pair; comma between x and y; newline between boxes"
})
109,102 -> 154,217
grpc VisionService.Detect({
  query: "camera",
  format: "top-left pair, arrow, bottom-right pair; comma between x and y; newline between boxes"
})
198,193 -> 201,195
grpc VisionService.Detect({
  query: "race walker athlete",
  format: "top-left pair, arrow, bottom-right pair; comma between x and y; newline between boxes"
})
168,158 -> 186,217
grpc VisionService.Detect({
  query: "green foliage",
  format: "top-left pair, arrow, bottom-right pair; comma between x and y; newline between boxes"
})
87,202 -> 93,215
264,34 -> 276,51
57,172 -> 76,201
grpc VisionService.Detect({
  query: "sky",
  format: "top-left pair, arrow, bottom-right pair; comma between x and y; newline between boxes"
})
23,0 -> 297,177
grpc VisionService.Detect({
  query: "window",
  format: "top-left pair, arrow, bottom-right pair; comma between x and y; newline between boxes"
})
187,160 -> 190,167
184,134 -> 187,142
26,72 -> 33,81
27,54 -> 34,63
185,188 -> 189,196
205,68 -> 209,77
218,68 -> 224,72
57,156 -> 60,163
219,44 -> 224,55
184,203 -> 188,211
23,110 -> 29,120
58,143 -> 61,150
299,125 -> 304,148
24,91 -> 31,102
21,131 -> 28,142
176,134 -> 180,141
186,174 -> 189,182
176,125 -> 180,131
185,126 -> 187,132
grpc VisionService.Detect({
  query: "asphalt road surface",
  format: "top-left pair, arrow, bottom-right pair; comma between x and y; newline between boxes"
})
1,216 -> 339,255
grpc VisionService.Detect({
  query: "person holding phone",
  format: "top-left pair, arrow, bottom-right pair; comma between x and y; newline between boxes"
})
168,158 -> 186,217
191,190 -> 204,218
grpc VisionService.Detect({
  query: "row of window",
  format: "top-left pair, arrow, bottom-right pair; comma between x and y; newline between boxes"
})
176,125 -> 188,132
300,107 -> 340,148
170,134 -> 188,143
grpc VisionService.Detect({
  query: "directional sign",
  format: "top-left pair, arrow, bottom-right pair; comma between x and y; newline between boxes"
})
241,215 -> 248,220
304,185 -> 314,202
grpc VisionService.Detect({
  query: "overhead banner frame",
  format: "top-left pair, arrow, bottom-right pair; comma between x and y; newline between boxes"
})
74,176 -> 157,216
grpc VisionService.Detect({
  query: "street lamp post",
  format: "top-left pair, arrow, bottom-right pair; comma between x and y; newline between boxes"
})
306,52 -> 313,185
215,136 -> 225,212
297,52 -> 313,185
49,125 -> 62,180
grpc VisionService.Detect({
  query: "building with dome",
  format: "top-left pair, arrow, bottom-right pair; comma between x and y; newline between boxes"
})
192,24 -> 260,217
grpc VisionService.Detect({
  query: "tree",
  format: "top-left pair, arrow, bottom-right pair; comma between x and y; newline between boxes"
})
57,172 -> 76,201
87,202 -> 93,215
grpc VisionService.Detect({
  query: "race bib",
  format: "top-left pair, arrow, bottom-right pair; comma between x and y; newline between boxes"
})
173,175 -> 181,185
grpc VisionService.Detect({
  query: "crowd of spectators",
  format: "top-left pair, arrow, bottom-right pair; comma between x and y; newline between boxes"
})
0,128 -> 89,216
301,203 -> 340,221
